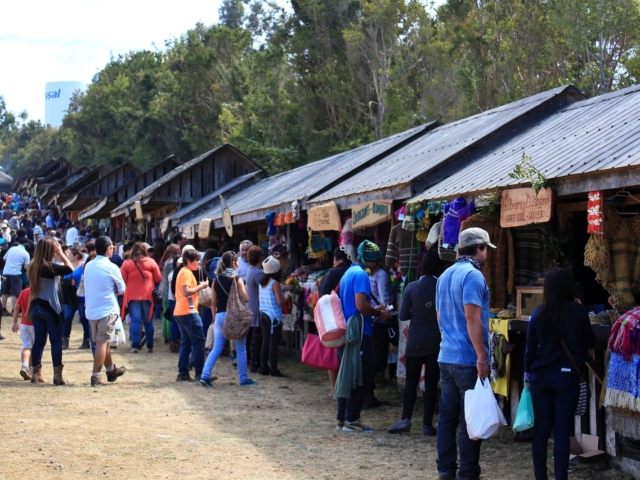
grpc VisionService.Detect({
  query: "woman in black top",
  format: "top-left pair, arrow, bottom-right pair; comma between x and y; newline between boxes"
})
525,268 -> 595,480
27,237 -> 74,384
388,247 -> 444,436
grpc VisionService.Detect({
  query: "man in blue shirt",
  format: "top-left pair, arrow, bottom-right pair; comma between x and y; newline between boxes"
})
336,240 -> 391,433
435,228 -> 494,480
45,211 -> 55,230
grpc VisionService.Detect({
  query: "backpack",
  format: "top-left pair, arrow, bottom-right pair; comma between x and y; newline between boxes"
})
313,291 -> 346,348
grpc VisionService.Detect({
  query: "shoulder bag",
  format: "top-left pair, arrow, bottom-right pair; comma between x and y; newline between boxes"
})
197,267 -> 213,307
133,260 -> 163,305
560,339 -> 589,415
219,277 -> 253,340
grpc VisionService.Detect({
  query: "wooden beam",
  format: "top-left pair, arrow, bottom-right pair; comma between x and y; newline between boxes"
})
555,167 -> 640,196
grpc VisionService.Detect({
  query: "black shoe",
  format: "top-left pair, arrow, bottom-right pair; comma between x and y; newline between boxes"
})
176,374 -> 194,382
422,424 -> 437,436
78,338 -> 90,350
250,364 -> 259,373
258,368 -> 270,376
270,370 -> 287,378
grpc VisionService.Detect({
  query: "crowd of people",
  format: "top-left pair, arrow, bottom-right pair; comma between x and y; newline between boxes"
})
1,191 -> 597,480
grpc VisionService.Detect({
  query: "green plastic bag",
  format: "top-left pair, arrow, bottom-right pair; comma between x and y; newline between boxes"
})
512,386 -> 535,432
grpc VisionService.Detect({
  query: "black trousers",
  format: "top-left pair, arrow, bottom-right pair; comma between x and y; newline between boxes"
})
250,326 -> 262,368
403,352 -> 439,426
260,313 -> 282,373
372,321 -> 391,377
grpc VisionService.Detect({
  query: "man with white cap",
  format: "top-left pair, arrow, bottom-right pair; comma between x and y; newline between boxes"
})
435,227 -> 495,480
1,222 -> 11,243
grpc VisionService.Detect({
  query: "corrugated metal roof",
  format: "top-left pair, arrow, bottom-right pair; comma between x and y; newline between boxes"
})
412,84 -> 640,201
310,86 -> 577,204
182,122 -> 437,226
112,143 -> 264,214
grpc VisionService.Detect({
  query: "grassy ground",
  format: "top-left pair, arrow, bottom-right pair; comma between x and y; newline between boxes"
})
0,318 -> 632,479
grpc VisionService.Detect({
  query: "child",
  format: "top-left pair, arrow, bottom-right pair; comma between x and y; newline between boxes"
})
11,287 -> 33,380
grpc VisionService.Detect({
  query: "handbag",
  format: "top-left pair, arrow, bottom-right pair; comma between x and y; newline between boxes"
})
133,260 -> 163,304
219,277 -> 253,340
560,339 -> 589,415
302,333 -> 339,370
205,323 -> 215,350
195,266 -> 212,307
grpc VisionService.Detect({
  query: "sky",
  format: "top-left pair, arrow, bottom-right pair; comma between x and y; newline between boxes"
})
0,1 -> 221,123
1,0 -> 444,124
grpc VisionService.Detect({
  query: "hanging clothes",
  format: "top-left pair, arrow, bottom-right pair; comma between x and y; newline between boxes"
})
459,214 -> 515,309
442,197 -> 468,245
584,204 -> 640,311
489,318 -> 511,399
511,222 -> 551,287
385,224 -> 420,277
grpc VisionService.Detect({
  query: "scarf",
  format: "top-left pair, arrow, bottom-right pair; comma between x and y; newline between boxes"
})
456,255 -> 481,271
221,267 -> 238,277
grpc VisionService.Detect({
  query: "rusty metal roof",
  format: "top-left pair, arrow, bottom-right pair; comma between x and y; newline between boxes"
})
310,86 -> 581,205
411,84 -> 640,201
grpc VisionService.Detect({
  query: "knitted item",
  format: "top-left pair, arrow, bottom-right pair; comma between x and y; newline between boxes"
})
609,306 -> 640,361
265,212 -> 276,236
460,214 -> 515,309
442,197 -> 468,245
385,224 -> 420,276
339,218 -> 357,263
584,204 -> 640,311
604,352 -> 640,412
357,240 -> 382,263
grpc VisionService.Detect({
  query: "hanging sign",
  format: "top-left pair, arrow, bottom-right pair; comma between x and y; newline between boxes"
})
500,187 -> 553,228
351,200 -> 393,230
182,224 -> 195,239
220,195 -> 233,238
134,200 -> 143,220
308,201 -> 341,231
198,219 -> 212,239
160,218 -> 170,234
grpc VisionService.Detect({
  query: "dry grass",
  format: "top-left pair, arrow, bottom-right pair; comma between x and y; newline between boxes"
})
0,318 -> 632,479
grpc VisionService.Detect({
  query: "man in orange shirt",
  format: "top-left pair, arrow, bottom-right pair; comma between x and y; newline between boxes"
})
173,248 -> 209,381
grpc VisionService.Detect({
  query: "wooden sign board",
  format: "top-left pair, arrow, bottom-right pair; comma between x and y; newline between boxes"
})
351,200 -> 393,230
500,187 -> 553,228
308,201 -> 341,231
220,195 -> 233,238
135,200 -> 143,220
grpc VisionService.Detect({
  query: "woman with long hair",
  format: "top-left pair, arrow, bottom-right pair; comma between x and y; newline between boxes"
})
27,237 -> 74,384
388,248 -> 445,436
259,256 -> 286,377
61,247 -> 89,350
120,242 -> 162,353
199,251 -> 255,387
159,244 -> 181,346
246,246 -> 264,373
524,268 -> 595,480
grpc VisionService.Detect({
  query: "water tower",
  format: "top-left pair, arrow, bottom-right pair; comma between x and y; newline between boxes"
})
44,81 -> 84,127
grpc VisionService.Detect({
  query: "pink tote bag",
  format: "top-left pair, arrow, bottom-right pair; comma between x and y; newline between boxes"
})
302,333 -> 339,371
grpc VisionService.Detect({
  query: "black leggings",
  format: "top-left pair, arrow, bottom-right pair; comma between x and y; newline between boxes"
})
250,326 -> 262,367
403,352 -> 439,426
260,313 -> 282,373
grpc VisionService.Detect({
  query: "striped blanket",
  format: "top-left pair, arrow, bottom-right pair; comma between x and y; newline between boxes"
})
604,352 -> 640,413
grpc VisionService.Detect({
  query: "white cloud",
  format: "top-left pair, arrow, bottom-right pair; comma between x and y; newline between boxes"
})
0,0 -> 220,122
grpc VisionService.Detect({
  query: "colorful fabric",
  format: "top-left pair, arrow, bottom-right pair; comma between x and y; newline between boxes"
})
357,240 -> 382,263
511,222 -> 550,287
385,224 -> 420,277
490,318 -> 511,399
587,191 -> 604,234
609,306 -> 640,361
442,197 -> 468,245
604,352 -> 640,412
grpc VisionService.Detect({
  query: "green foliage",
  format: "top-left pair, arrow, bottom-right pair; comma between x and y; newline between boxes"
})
1,0 -> 640,179
508,153 -> 550,195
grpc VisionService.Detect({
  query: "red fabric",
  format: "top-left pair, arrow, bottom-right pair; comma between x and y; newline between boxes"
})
120,257 -> 162,320
587,191 -> 604,234
17,288 -> 31,325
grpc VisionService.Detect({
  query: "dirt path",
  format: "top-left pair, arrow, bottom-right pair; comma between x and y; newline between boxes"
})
0,319 -> 629,479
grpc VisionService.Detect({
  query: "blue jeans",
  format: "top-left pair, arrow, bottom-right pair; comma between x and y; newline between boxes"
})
437,363 -> 482,480
31,304 -> 63,368
128,300 -> 153,349
63,301 -> 89,340
201,312 -> 248,384
77,298 -> 90,341
530,370 -> 579,480
174,313 -> 205,377
168,300 -> 180,343
201,306 -> 213,337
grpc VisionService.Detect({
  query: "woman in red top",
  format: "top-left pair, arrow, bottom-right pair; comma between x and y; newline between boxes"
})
121,243 -> 162,353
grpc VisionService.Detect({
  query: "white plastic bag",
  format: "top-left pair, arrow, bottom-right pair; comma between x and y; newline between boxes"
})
464,377 -> 507,440
111,317 -> 127,346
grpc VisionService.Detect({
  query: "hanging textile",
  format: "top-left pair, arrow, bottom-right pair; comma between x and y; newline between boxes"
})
511,223 -> 551,286
442,198 -> 468,245
489,318 -> 512,399
604,352 -> 640,412
339,218 -> 357,263
460,214 -> 515,309
609,306 -> 640,361
385,224 -> 420,277
584,204 -> 640,311
587,191 -> 604,234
